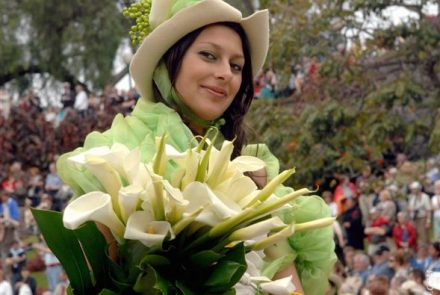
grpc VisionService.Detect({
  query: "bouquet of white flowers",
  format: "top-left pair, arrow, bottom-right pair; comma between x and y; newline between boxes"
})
33,131 -> 333,295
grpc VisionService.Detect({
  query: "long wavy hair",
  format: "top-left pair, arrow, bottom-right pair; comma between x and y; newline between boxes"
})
156,22 -> 254,158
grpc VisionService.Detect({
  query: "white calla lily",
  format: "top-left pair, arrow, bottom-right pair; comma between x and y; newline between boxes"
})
228,217 -> 285,241
118,184 -> 145,222
83,155 -> 122,217
214,174 -> 257,204
63,192 -> 125,240
149,0 -> 173,29
206,140 -> 234,186
230,156 -> 266,173
124,211 -> 174,248
260,276 -> 296,295
183,182 -> 240,226
68,146 -> 111,165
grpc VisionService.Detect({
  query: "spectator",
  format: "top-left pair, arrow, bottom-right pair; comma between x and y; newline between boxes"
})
333,173 -> 358,215
428,241 -> 440,273
352,251 -> 371,287
0,269 -> 13,295
370,245 -> 394,281
432,180 -> 440,241
341,196 -> 365,250
0,189 -> 20,258
73,84 -> 88,116
14,266 -> 37,295
32,236 -> 62,292
388,249 -> 410,279
52,270 -> 68,295
44,163 -> 63,210
392,211 -> 417,251
364,207 -> 390,256
5,239 -> 27,286
377,189 -> 397,225
410,243 -> 432,272
60,82 -> 75,109
408,181 -> 431,244
365,275 -> 389,295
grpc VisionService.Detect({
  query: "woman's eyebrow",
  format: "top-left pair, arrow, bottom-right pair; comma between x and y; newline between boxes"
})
197,42 -> 244,59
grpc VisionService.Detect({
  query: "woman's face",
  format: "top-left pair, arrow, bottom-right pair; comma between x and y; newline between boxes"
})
175,24 -> 244,121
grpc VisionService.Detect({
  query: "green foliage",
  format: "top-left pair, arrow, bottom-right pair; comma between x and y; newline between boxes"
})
0,0 -> 126,90
246,0 -> 440,190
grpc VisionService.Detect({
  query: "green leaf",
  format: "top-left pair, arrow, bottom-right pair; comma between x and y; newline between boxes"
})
190,250 -> 224,268
73,221 -> 109,288
204,243 -> 246,292
133,264 -> 172,295
175,281 -> 196,295
31,209 -> 94,295
140,254 -> 171,268
97,289 -> 120,295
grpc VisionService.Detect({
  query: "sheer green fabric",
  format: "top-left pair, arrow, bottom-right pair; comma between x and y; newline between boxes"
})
57,99 -> 335,295
243,145 -> 337,295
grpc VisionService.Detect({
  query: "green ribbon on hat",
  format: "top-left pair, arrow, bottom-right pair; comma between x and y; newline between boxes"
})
153,62 -> 226,130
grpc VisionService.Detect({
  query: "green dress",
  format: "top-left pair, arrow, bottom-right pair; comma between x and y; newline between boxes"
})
57,98 -> 336,295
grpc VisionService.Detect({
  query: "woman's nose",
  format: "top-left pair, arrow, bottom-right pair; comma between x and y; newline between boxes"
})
214,61 -> 233,80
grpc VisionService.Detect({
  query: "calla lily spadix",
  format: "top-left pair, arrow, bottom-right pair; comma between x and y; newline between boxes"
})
124,211 -> 174,248
63,191 -> 125,241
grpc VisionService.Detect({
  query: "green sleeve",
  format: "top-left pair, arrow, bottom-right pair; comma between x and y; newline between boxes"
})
243,143 -> 336,295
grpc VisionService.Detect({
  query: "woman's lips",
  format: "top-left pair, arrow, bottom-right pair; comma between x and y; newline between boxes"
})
202,86 -> 227,98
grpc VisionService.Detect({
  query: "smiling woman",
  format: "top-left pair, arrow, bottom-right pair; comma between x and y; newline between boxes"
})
44,0 -> 336,294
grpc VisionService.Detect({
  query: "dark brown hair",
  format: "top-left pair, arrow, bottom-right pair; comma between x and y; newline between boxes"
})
159,21 -> 254,158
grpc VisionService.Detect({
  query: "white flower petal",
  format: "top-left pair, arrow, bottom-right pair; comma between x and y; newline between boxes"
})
183,182 -> 238,225
118,184 -> 144,222
63,192 -> 125,239
260,276 -> 296,295
124,211 -> 174,248
68,146 -> 111,164
230,156 -> 266,173
229,217 -> 285,241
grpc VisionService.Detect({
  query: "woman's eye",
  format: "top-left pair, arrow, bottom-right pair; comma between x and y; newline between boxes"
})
231,63 -> 243,72
199,51 -> 216,60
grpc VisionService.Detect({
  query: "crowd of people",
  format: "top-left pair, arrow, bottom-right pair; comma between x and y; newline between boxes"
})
324,153 -> 440,294
2,80 -> 440,294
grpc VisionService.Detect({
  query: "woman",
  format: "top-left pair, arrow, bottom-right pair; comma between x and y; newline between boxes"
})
57,0 -> 335,294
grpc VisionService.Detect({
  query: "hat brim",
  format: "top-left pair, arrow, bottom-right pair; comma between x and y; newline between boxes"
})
130,0 -> 269,100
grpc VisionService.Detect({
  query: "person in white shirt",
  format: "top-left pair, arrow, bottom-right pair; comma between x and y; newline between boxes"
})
0,269 -> 13,295
73,84 -> 88,114
408,181 -> 432,244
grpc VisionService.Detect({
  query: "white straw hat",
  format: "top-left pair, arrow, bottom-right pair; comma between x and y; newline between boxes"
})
129,0 -> 269,100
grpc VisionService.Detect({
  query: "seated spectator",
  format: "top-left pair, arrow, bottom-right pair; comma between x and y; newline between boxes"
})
333,173 -> 358,215
364,207 -> 390,256
410,243 -> 432,272
370,245 -> 395,281
14,266 -> 36,295
428,241 -> 440,273
351,251 -> 371,287
365,275 -> 389,295
392,211 -> 417,251
388,249 -> 410,279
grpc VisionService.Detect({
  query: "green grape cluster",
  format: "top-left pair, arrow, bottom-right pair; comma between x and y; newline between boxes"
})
123,0 -> 152,45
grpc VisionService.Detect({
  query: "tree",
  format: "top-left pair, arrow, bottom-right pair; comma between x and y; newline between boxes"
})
0,0 -> 127,91
246,0 -> 440,189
